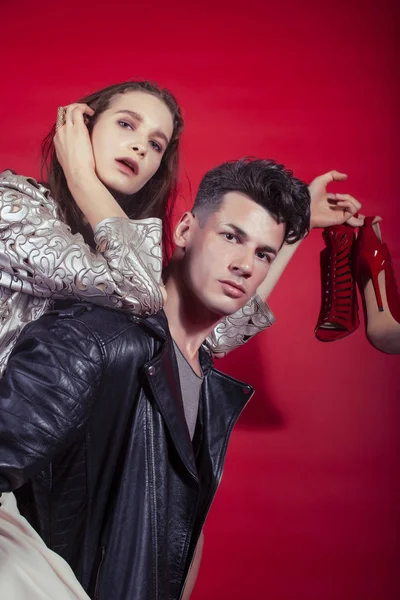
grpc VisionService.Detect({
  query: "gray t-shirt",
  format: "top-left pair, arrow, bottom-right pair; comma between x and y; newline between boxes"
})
173,340 -> 203,440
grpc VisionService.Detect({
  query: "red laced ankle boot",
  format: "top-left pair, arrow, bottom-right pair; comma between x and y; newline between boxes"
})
315,224 -> 359,342
353,217 -> 400,354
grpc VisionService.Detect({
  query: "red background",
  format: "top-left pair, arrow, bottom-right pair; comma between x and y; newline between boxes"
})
1,1 -> 399,598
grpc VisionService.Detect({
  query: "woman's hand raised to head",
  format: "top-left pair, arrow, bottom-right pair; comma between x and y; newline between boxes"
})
53,103 -> 126,227
53,103 -> 96,184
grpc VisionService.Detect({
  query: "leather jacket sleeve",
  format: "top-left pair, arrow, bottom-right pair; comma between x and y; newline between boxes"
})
0,315 -> 103,493
0,172 -> 164,316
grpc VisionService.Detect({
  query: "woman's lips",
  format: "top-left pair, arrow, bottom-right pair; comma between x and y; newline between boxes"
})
115,159 -> 138,176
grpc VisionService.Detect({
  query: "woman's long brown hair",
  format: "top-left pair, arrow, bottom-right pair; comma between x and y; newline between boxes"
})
41,80 -> 184,256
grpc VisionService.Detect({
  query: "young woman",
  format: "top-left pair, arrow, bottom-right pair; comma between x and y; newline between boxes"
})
1,81 -> 179,370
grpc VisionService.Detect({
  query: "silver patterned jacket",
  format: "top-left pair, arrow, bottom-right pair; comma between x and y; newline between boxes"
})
0,170 -> 275,374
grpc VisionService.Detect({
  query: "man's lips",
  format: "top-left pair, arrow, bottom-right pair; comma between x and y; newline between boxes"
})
115,157 -> 139,175
219,280 -> 246,298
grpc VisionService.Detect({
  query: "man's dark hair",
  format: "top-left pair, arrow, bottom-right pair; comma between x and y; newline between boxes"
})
192,158 -> 311,244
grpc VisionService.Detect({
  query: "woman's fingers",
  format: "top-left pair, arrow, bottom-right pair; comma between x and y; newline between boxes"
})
64,103 -> 95,126
54,103 -> 94,138
326,193 -> 361,215
347,213 -> 365,227
335,193 -> 362,215
312,170 -> 348,187
53,102 -> 96,177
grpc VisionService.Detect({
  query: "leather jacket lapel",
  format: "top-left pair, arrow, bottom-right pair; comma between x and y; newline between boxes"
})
143,338 -> 199,482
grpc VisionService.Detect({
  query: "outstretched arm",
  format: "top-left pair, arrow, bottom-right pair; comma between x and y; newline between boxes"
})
255,170 -> 363,301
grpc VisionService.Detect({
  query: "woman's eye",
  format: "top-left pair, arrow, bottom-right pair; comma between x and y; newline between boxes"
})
150,140 -> 162,153
118,120 -> 133,130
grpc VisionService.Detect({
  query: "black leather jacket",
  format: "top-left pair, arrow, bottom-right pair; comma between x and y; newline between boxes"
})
0,303 -> 254,600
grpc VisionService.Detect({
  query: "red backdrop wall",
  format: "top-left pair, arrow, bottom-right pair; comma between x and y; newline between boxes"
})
1,1 -> 399,598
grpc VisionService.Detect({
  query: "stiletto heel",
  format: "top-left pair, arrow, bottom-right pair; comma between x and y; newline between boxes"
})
355,247 -> 385,311
315,223 -> 359,342
371,275 -> 383,312
353,217 -> 400,354
371,272 -> 384,312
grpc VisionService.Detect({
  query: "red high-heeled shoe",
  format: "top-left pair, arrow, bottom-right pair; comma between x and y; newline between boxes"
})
315,223 -> 359,342
353,217 -> 400,354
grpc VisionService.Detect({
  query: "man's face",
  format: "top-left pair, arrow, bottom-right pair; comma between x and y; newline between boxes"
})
177,191 -> 286,318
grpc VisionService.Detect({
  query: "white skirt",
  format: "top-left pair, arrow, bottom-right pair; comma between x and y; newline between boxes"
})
0,492 -> 89,600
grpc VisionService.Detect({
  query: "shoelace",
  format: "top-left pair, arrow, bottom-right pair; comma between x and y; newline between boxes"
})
322,230 -> 355,326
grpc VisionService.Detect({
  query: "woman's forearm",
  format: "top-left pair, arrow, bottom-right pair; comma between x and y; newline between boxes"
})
66,172 -> 127,230
256,238 -> 303,301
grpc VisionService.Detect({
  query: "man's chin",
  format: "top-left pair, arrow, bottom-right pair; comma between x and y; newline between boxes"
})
209,296 -> 250,318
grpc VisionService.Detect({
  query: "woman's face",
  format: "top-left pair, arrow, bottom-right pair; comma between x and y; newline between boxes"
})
91,90 -> 174,196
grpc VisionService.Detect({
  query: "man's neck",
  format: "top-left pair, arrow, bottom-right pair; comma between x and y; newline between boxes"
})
163,262 -> 221,363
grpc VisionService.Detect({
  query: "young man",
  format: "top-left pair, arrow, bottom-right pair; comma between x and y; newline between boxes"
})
0,159 -> 359,599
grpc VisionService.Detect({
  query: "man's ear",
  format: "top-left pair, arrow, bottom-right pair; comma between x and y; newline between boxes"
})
174,212 -> 196,249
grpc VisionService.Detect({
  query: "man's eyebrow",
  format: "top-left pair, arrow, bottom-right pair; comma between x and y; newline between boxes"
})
226,223 -> 278,255
114,110 -> 170,146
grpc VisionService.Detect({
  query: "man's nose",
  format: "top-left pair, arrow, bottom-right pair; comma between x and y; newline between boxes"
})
230,251 -> 253,278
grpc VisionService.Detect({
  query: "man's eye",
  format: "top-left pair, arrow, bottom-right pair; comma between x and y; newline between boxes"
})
257,251 -> 272,263
223,233 -> 238,243
150,140 -> 162,153
118,120 -> 133,130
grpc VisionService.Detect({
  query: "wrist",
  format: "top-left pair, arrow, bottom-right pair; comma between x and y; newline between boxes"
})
64,167 -> 99,192
65,170 -> 127,227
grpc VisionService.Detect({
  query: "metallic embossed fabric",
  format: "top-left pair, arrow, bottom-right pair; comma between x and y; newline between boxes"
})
0,170 -> 163,374
205,293 -> 276,357
0,170 -> 275,373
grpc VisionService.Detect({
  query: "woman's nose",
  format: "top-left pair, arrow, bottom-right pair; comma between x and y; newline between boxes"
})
132,142 -> 146,158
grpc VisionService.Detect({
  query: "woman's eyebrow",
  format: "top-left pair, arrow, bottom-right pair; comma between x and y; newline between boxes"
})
115,109 -> 143,122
